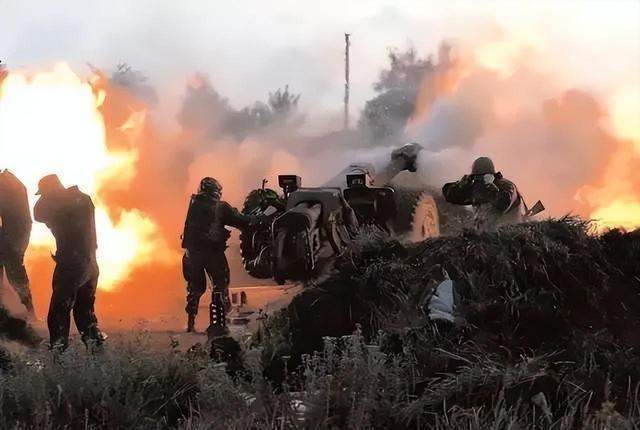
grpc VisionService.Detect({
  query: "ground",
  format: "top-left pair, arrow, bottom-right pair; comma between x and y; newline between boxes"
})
1,283 -> 301,353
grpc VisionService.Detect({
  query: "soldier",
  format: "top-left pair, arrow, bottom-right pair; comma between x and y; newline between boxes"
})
181,177 -> 253,337
33,174 -> 106,351
0,169 -> 35,318
442,157 -> 523,230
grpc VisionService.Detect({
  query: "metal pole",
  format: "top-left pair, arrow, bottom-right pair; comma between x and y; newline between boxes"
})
344,33 -> 350,130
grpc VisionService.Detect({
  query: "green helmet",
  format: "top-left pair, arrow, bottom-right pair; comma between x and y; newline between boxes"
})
199,177 -> 222,197
471,157 -> 496,175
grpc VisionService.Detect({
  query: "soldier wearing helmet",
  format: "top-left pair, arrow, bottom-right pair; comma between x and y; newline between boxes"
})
181,177 -> 253,337
442,157 -> 523,230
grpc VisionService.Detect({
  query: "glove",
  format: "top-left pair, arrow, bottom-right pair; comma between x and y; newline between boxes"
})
460,175 -> 472,186
483,174 -> 495,185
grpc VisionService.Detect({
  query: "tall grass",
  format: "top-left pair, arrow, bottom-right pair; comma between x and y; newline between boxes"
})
1,330 -> 638,429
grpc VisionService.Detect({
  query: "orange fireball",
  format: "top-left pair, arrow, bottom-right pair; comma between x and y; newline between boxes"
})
0,62 -> 171,291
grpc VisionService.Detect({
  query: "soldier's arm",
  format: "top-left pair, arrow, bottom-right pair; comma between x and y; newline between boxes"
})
220,201 -> 253,230
493,179 -> 519,213
442,176 -> 473,205
33,197 -> 51,224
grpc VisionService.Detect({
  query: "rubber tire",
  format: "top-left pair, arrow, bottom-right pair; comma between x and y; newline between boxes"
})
393,189 -> 440,241
425,186 -> 474,236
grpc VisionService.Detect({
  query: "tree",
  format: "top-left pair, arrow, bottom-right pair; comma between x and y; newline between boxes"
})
268,85 -> 300,120
225,87 -> 300,139
110,63 -> 158,108
176,75 -> 301,140
359,47 -> 435,142
177,74 -> 229,134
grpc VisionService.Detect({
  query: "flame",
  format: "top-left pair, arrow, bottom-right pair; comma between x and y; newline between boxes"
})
591,200 -> 640,231
578,84 -> 640,232
610,84 -> 640,152
0,62 -> 167,291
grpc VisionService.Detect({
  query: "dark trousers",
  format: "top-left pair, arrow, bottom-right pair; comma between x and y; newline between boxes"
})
48,255 -> 102,349
182,249 -> 230,323
0,250 -> 33,312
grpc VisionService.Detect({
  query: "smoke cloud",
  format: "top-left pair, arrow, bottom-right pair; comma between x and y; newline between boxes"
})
1,1 -> 638,325
411,61 -> 638,223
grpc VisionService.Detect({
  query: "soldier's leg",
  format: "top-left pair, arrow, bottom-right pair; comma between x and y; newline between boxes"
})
73,260 -> 104,348
184,251 -> 207,314
48,262 -> 80,350
184,251 -> 206,332
4,252 -> 35,316
205,251 -> 230,338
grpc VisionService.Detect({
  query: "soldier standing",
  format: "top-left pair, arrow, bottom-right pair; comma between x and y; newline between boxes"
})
33,174 -> 105,351
443,157 -> 523,230
0,169 -> 35,318
181,177 -> 253,338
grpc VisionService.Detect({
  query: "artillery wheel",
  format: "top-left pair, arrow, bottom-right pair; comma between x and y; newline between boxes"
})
393,190 -> 440,241
239,188 -> 282,279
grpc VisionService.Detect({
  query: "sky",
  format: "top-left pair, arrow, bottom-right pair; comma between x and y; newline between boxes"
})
1,0 -> 639,132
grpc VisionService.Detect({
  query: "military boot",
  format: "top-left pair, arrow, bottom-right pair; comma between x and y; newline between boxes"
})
207,293 -> 230,340
81,327 -> 107,355
187,314 -> 196,333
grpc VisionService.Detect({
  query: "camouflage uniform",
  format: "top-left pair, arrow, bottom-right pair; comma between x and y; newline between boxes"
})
33,175 -> 104,350
442,158 -> 523,231
0,170 -> 34,316
181,178 -> 252,336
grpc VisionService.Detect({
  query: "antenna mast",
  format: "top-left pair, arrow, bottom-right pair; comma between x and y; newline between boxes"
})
344,33 -> 351,130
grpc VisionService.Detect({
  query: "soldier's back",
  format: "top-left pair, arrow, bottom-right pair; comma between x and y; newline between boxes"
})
182,193 -> 217,250
46,186 -> 97,256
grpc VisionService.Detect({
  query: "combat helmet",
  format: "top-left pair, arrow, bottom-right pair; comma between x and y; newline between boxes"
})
471,157 -> 496,175
199,177 -> 222,198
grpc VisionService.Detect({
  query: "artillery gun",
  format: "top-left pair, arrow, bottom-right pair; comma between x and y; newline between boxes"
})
239,143 -> 442,284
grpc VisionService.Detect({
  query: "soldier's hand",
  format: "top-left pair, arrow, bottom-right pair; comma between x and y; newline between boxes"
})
484,183 -> 500,200
482,174 -> 495,185
460,175 -> 473,186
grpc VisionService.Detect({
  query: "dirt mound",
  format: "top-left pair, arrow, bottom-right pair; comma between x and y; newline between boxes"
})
260,219 -> 640,419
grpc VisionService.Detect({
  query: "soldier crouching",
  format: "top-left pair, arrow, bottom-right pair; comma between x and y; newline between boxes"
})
443,157 -> 524,231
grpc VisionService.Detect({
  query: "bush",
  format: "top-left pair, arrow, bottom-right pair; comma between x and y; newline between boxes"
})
274,219 -> 640,426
